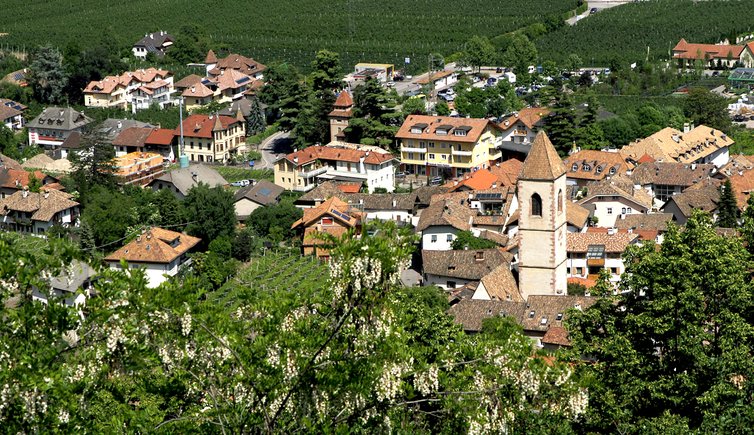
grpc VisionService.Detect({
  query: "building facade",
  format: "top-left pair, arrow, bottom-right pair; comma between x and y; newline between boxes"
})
176,114 -> 246,163
396,115 -> 503,178
517,132 -> 567,298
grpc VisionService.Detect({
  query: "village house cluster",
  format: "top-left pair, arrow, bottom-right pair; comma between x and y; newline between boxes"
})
5,32 -> 754,349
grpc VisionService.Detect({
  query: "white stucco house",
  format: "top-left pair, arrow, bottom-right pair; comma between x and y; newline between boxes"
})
566,230 -> 640,286
0,188 -> 80,237
416,198 -> 476,251
105,227 -> 201,288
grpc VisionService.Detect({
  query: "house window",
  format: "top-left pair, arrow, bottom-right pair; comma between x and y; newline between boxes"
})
576,267 -> 584,275
627,208 -> 632,214
447,281 -> 456,288
428,154 -> 435,159
429,142 -> 435,148
607,207 -> 613,215
610,267 -> 619,274
583,164 -> 591,171
528,310 -> 535,318
540,317 -> 548,325
558,189 -> 563,212
446,234 -> 453,242
531,193 -> 542,217
431,235 -> 437,243
621,207 -> 626,214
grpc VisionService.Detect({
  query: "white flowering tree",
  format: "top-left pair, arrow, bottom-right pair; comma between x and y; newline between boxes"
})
0,224 -> 588,432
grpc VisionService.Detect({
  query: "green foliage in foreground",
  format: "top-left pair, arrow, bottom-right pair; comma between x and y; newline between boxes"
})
0,223 -> 585,432
567,212 -> 754,433
451,230 -> 498,250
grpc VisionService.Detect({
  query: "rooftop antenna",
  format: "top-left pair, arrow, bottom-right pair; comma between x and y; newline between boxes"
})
178,97 -> 189,168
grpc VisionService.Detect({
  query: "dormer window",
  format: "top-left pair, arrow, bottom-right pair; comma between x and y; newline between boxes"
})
410,123 -> 428,134
596,166 -> 603,175
540,317 -> 548,325
556,313 -> 563,321
571,163 -> 578,171
609,167 -> 616,175
454,129 -> 468,136
583,164 -> 591,171
528,310 -> 535,318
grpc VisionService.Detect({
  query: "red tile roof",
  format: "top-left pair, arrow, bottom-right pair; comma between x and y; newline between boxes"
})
146,128 -> 175,146
176,114 -> 242,139
334,90 -> 353,108
181,82 -> 214,98
337,183 -> 362,193
499,107 -> 550,130
282,145 -> 396,166
672,38 -> 744,60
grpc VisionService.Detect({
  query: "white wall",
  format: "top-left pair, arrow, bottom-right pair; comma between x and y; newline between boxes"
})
581,198 -> 646,228
365,210 -> 413,224
424,273 -> 470,290
107,260 -> 180,289
421,225 -> 458,251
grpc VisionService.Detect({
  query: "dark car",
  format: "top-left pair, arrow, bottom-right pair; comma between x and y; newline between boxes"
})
590,8 -> 598,14
429,176 -> 443,186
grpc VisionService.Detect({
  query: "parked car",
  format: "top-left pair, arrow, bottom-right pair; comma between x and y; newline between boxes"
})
429,176 -> 443,186
386,81 -> 396,87
395,171 -> 407,178
733,114 -> 745,122
231,179 -> 251,187
590,8 -> 598,14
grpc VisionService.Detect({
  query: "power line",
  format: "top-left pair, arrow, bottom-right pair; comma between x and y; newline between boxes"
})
81,219 -> 200,252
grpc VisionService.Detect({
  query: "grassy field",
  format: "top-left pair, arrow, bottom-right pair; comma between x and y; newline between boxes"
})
0,0 -> 578,72
537,0 -> 754,66
214,167 -> 273,183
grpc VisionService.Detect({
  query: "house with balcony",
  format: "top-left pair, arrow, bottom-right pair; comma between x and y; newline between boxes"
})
105,227 -> 200,288
497,107 -> 550,160
396,115 -> 503,179
291,197 -> 363,260
0,99 -> 26,131
566,231 -> 639,286
0,188 -> 79,236
275,142 -> 396,193
175,114 -> 246,163
84,68 -> 174,112
27,107 -> 93,149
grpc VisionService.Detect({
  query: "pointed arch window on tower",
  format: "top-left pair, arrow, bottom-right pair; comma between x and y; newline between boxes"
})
531,193 -> 542,217
558,189 -> 564,212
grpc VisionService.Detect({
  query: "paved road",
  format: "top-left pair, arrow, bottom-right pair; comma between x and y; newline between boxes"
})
255,131 -> 292,169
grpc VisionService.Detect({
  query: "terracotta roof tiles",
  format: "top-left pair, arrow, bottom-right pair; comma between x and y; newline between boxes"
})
519,132 -> 565,181
105,227 -> 200,264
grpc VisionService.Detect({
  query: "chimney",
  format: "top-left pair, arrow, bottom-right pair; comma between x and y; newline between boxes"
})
117,121 -> 122,129
392,199 -> 397,208
43,190 -> 49,199
150,33 -> 154,39
293,156 -> 299,164
22,187 -> 28,198
691,163 -> 697,170
683,122 -> 690,133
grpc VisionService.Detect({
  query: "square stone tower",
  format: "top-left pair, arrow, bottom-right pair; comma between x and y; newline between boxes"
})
328,90 -> 354,143
517,132 -> 567,299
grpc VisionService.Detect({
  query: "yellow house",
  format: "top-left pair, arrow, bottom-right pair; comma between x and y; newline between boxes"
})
83,76 -> 128,109
395,115 -> 504,178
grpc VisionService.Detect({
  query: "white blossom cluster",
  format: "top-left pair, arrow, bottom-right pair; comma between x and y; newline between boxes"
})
413,365 -> 439,396
57,408 -> 70,424
514,368 -> 540,398
180,311 -> 192,337
19,387 -> 47,423
376,361 -> 410,402
267,344 -> 281,368
0,383 -> 11,415
555,368 -> 572,387
106,325 -> 126,353
372,309 -> 394,338
568,388 -> 589,418
283,350 -> 299,384
281,306 -> 308,333
62,329 -> 79,348
0,276 -> 20,295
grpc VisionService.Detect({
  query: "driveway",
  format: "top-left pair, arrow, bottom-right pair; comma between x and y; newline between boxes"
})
255,131 -> 293,169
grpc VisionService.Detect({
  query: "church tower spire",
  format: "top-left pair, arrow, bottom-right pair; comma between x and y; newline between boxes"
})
517,131 -> 567,299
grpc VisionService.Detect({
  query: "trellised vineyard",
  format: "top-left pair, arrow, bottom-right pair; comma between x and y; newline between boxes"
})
538,0 -> 754,66
1,0 -> 578,71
